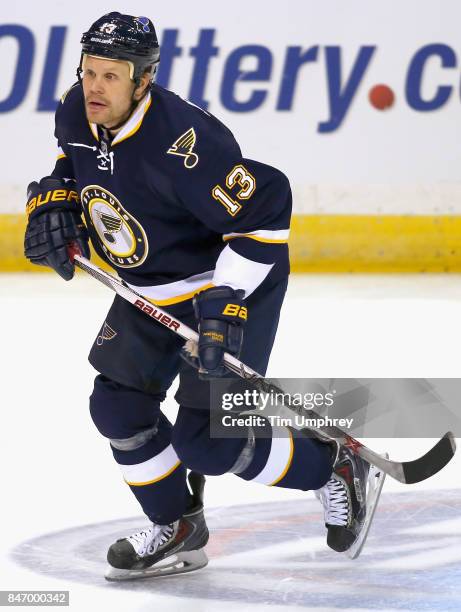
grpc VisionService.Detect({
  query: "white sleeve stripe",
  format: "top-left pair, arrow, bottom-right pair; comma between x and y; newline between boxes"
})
127,270 -> 214,305
212,245 -> 273,298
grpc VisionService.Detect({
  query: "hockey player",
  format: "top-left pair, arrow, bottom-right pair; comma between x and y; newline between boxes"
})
24,12 -> 370,579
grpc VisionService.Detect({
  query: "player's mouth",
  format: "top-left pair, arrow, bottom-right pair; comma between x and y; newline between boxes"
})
87,100 -> 108,111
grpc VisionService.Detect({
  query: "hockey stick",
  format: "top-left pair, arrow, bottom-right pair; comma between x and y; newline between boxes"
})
71,251 -> 456,484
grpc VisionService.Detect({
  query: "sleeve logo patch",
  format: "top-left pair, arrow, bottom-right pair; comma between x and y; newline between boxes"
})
167,127 -> 199,169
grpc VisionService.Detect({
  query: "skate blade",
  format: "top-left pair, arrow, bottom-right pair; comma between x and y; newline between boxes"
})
105,548 -> 208,581
345,454 -> 388,560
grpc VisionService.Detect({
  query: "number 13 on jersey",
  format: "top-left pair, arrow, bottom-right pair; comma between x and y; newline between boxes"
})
212,164 -> 256,216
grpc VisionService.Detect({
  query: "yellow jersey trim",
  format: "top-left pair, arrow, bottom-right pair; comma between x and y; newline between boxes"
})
125,460 -> 182,487
146,282 -> 214,306
56,153 -> 67,160
88,121 -> 99,142
269,430 -> 294,486
223,234 -> 288,244
113,97 -> 153,146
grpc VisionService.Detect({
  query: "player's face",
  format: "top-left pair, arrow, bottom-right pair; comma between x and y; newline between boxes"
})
81,56 -> 144,128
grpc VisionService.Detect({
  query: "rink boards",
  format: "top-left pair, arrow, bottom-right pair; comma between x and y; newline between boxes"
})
4,213 -> 461,273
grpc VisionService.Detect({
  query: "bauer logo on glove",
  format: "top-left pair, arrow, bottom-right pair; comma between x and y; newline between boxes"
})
24,176 -> 90,281
222,304 -> 248,320
26,177 -> 80,219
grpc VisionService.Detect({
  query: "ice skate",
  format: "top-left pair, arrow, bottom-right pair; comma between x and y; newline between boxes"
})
315,444 -> 386,558
105,471 -> 209,580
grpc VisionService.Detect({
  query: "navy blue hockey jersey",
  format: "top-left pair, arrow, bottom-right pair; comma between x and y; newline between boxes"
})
52,83 -> 291,305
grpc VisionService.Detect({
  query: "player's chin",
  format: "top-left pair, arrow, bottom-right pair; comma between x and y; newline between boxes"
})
85,105 -> 110,124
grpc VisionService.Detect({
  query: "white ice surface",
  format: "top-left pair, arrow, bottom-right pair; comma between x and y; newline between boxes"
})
1,273 -> 460,611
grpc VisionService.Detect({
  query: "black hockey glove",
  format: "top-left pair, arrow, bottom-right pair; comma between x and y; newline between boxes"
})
181,286 -> 247,379
24,177 -> 90,281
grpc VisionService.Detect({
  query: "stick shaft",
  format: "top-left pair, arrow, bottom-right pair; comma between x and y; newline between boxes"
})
74,254 -> 455,483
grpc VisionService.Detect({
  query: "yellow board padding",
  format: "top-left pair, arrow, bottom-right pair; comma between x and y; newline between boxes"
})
3,213 -> 461,273
289,215 -> 461,273
0,214 -> 111,273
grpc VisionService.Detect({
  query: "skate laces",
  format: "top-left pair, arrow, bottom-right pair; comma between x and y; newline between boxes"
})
317,477 -> 349,526
128,522 -> 175,557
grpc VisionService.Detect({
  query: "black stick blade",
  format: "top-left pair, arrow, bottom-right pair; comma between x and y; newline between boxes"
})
402,432 -> 456,484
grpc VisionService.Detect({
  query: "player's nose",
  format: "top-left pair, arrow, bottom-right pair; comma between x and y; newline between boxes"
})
89,75 -> 105,95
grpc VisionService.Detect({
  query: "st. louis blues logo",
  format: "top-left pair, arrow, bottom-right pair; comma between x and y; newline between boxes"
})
95,210 -> 122,244
81,185 -> 148,268
167,128 -> 199,169
97,322 -> 117,346
136,16 -> 151,32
